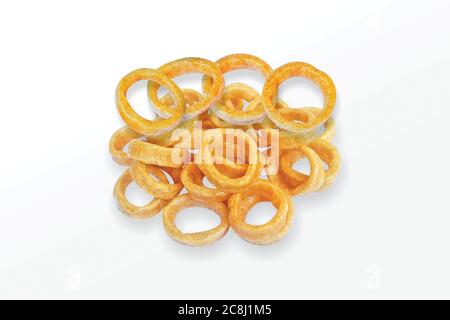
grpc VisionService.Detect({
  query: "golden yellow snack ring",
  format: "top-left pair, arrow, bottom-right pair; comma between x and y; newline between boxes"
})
228,181 -> 294,245
181,163 -> 231,203
228,194 -> 294,245
267,145 -> 325,196
280,139 -> 340,191
262,62 -> 336,133
309,139 -> 341,191
212,83 -> 267,125
113,169 -> 168,218
148,57 -> 224,120
128,139 -> 188,168
109,126 -> 142,166
162,194 -> 230,246
197,129 -> 262,193
116,68 -> 186,137
130,162 -> 183,200
202,53 -> 273,93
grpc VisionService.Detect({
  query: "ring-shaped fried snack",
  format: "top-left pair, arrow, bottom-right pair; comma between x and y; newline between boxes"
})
262,62 -> 336,133
212,83 -> 267,125
202,53 -> 273,93
228,194 -> 294,245
281,139 -> 340,191
228,180 -> 294,245
196,129 -> 262,193
130,162 -> 183,200
109,126 -> 142,166
116,68 -> 186,137
162,194 -> 229,246
302,107 -> 336,142
148,57 -> 224,120
128,140 -> 189,168
309,139 -> 340,191
181,164 -> 231,202
267,145 -> 325,196
113,169 -> 168,218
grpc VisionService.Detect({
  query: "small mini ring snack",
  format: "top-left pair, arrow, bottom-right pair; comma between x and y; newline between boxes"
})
302,107 -> 336,142
109,126 -> 142,166
202,53 -> 273,93
280,139 -> 340,191
212,83 -> 267,125
116,68 -> 186,137
267,145 -> 325,196
262,62 -> 336,133
128,139 -> 188,168
148,57 -> 224,120
113,169 -> 168,218
162,194 -> 230,246
130,162 -> 183,200
228,180 -> 294,245
181,163 -> 231,203
228,194 -> 294,245
196,129 -> 262,193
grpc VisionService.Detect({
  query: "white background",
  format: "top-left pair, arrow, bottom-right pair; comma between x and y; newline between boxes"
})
0,0 -> 449,300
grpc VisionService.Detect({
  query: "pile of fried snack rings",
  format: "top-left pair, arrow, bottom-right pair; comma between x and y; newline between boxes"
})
109,54 -> 340,246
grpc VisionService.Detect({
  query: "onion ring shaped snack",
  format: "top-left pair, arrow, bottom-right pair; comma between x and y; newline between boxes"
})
109,126 -> 142,166
228,180 -> 294,245
262,62 -> 336,133
113,169 -> 168,218
128,140 -> 189,168
196,129 -> 262,193
267,145 -> 325,196
281,139 -> 340,191
146,89 -> 203,147
148,58 -> 224,120
228,194 -> 294,245
202,53 -> 273,93
116,68 -> 186,137
212,83 -> 267,125
162,194 -> 229,246
301,107 -> 336,142
130,162 -> 183,200
181,163 -> 231,203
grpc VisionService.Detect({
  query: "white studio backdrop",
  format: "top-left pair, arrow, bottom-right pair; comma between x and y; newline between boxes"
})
0,0 -> 449,299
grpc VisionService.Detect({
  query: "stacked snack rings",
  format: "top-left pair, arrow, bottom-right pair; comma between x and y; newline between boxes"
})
110,54 -> 341,246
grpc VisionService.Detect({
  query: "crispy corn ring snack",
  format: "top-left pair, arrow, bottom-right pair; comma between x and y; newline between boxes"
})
228,180 -> 294,245
282,139 -> 341,191
109,126 -> 142,166
146,89 -> 203,147
130,162 -> 183,200
113,169 -> 168,218
196,129 -> 262,193
267,145 -> 325,196
262,62 -> 336,133
181,163 -> 231,203
212,83 -> 267,125
202,53 -> 273,93
128,140 -> 189,168
148,57 -> 224,120
162,194 -> 230,246
116,68 -> 186,137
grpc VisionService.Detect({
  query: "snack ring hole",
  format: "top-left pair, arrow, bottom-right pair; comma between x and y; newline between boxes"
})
292,157 -> 311,175
278,77 -> 324,110
125,181 -> 155,206
175,207 -> 221,233
245,201 -> 277,226
126,80 -> 158,120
